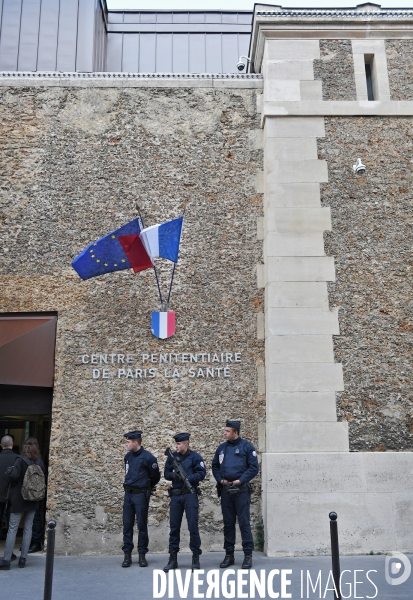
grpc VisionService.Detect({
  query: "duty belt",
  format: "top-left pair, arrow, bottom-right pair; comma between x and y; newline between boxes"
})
169,487 -> 193,496
223,483 -> 249,495
123,485 -> 148,494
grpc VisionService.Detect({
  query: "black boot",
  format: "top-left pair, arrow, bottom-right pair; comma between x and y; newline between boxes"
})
220,553 -> 234,568
122,553 -> 132,568
0,560 -> 10,570
18,557 -> 26,569
28,543 -> 42,553
191,553 -> 200,570
241,554 -> 252,569
163,551 -> 178,572
138,553 -> 148,567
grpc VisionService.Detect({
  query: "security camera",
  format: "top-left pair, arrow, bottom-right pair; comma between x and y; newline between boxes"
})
353,158 -> 366,174
236,56 -> 251,73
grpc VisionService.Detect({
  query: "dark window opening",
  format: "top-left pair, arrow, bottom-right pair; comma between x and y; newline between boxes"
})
365,58 -> 374,101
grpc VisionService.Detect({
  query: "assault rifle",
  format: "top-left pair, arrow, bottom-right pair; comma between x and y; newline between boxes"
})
164,447 -> 195,494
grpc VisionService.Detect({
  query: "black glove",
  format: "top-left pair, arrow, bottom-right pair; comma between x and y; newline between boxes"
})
172,472 -> 181,482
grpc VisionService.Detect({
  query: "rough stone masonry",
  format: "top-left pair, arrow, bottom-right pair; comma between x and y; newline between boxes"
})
0,84 -> 265,554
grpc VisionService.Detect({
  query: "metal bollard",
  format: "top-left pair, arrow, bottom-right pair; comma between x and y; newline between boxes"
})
43,520 -> 56,600
329,512 -> 342,600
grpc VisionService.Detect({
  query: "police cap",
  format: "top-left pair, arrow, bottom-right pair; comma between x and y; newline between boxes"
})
226,420 -> 241,431
124,430 -> 142,440
173,432 -> 190,442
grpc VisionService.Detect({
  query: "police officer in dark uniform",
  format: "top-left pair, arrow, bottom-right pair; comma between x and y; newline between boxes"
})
163,433 -> 206,572
212,420 -> 259,569
122,430 -> 160,568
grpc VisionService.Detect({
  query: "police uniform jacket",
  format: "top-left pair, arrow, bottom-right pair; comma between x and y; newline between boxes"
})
212,437 -> 259,484
164,450 -> 206,490
124,447 -> 160,488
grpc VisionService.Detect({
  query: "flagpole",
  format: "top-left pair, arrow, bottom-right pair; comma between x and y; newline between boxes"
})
136,203 -> 163,307
166,202 -> 186,308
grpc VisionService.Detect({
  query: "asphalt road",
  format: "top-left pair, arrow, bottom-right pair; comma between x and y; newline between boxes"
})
0,550 -> 412,599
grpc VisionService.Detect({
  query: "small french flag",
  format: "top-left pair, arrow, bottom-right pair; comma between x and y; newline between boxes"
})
151,312 -> 176,339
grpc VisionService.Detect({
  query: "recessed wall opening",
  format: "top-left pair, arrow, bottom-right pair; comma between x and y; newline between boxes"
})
0,313 -> 57,546
364,54 -> 375,101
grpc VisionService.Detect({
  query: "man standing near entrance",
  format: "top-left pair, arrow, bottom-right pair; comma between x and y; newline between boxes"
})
121,430 -> 160,568
0,436 -> 17,541
212,420 -> 259,569
163,433 -> 206,572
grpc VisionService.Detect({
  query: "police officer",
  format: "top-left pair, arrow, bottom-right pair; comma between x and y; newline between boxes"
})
163,433 -> 206,572
212,420 -> 259,569
121,430 -> 160,568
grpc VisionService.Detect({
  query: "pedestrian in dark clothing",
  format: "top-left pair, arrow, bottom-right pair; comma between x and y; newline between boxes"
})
212,420 -> 259,570
0,436 -> 17,543
27,439 -> 46,553
0,437 -> 45,570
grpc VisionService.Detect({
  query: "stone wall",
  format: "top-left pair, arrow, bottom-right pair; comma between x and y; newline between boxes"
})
313,40 -> 356,101
386,40 -> 413,101
0,83 -> 264,554
319,117 -> 413,452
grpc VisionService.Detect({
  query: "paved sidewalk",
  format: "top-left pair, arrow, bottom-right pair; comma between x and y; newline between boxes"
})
0,550 -> 411,599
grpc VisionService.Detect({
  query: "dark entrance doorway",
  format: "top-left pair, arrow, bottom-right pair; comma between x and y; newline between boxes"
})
0,314 -> 57,548
0,385 -> 53,458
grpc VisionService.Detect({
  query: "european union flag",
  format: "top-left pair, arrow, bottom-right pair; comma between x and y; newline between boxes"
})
72,219 -> 141,280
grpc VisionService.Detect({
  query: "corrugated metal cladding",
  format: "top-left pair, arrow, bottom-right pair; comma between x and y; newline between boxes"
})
106,11 -> 252,73
0,1 -> 252,73
0,0 -> 106,72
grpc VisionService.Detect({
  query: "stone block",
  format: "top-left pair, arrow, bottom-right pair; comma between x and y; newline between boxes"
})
264,232 -> 325,257
268,391 -> 337,422
266,282 -> 329,310
266,159 -> 328,184
265,137 -> 317,161
300,80 -> 323,101
265,117 -> 325,138
267,257 -> 336,282
264,79 -> 301,102
258,365 -> 265,395
257,264 -> 265,288
266,421 -> 349,452
257,217 -> 265,240
248,129 -> 264,150
267,362 -> 344,392
258,422 -> 266,452
262,453 -> 413,555
264,490 -> 396,556
265,39 -> 320,61
263,451 -> 413,494
266,183 -> 321,208
266,335 -> 334,363
266,60 -> 314,81
256,92 -> 263,113
351,51 -> 367,75
256,170 -> 265,193
267,308 -> 340,335
257,312 -> 265,339
265,207 -> 331,233
351,39 -> 386,55
362,452 -> 413,493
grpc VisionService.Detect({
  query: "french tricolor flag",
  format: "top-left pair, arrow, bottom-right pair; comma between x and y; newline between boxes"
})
140,217 -> 183,263
151,312 -> 176,339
